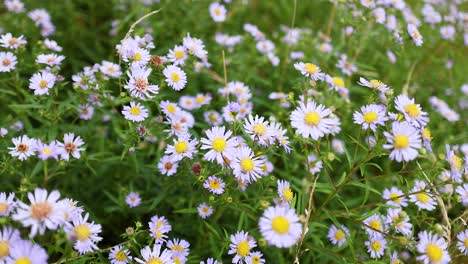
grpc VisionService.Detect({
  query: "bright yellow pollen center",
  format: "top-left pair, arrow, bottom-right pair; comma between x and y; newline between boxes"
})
175,141 -> 188,154
0,203 -> 9,214
196,96 -> 205,104
39,80 -> 48,88
166,104 -> 176,114
304,112 -> 321,126
209,179 -> 220,190
134,52 -> 142,61
452,155 -> 463,171
172,245 -> 184,251
214,8 -> 221,16
369,79 -> 382,88
389,193 -> 401,203
369,220 -> 380,230
404,104 -> 420,117
15,257 -> 32,264
115,250 -> 127,261
129,106 -> 141,115
0,241 -> 9,257
426,243 -> 443,262
272,216 -> 290,234
334,230 -> 345,241
42,147 -> 52,155
147,257 -> 163,264
423,128 -> 432,140
371,241 -> 382,251
75,224 -> 91,241
253,124 -> 267,135
394,135 -> 409,149
240,158 -> 254,172
174,50 -> 185,59
319,44 -> 327,51
333,77 -> 344,87
363,112 -> 378,123
212,138 -> 226,152
464,238 -> 468,248
252,256 -> 261,264
304,63 -> 318,74
282,188 -> 293,202
171,72 -> 180,82
236,241 -> 250,257
417,193 -> 429,203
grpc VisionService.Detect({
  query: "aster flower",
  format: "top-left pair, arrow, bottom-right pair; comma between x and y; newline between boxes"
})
353,104 -> 388,132
362,214 -> 387,238
231,146 -> 264,183
277,180 -> 294,204
65,213 -> 102,254
100,60 -> 122,78
29,71 -> 56,95
408,24 -> 423,46
385,208 -> 412,236
456,230 -> 468,256
259,205 -> 302,248
167,238 -> 190,259
12,188 -> 65,237
6,239 -> 48,264
336,54 -> 357,76
0,227 -> 21,263
365,235 -> 387,259
293,62 -> 324,81
0,33 -> 27,49
163,65 -> 187,91
78,104 -> 94,120
122,101 -> 149,122
446,145 -> 465,182
149,215 -> 172,244
197,202 -> 213,219
135,244 -> 173,264
183,34 -> 208,59
456,184 -> 468,206
126,47 -> 151,67
327,224 -> 349,247
203,176 -> 225,195
409,180 -> 436,211
0,51 -> 17,72
0,192 -> 16,217
383,121 -> 421,162
307,154 -> 323,174
357,77 -> 390,94
416,231 -> 450,264
201,126 -> 236,166
36,53 -> 65,66
8,135 -> 36,161
125,66 -> 159,99
245,251 -> 265,264
394,95 -> 429,127
44,39 -> 62,52
373,7 -> 386,24
5,0 -> 25,13
34,140 -> 60,160
57,133 -> 85,161
125,192 -> 141,208
165,133 -> 198,161
382,186 -> 408,207
109,245 -> 132,264
290,99 -> 338,140
228,231 -> 257,263
158,155 -> 179,176
200,258 -> 221,264
209,2 -> 227,23
243,115 -> 274,146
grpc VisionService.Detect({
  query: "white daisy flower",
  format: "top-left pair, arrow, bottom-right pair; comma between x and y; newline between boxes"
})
0,192 -> 16,217
409,180 -> 436,211
160,100 -> 182,118
122,101 -> 149,122
290,99 -> 337,140
204,111 -> 223,126
408,24 -> 423,46
167,238 -> 190,259
325,75 -> 347,93
29,71 -> 56,95
135,244 -> 173,264
243,115 -> 274,146
65,213 -> 102,254
100,60 -> 122,78
34,140 -> 60,160
44,38 -> 62,52
0,51 -> 17,72
0,226 -> 21,263
357,77 -> 390,94
8,135 -> 36,161
125,192 -> 141,208
78,104 -> 94,120
167,45 -> 188,66
163,65 -> 187,91
58,198 -> 83,223
360,0 -> 375,8
328,224 -> 349,247
245,251 -> 265,264
293,62 -> 324,81
307,154 -> 323,174
200,258 -> 221,264
440,25 -> 455,40
197,202 -> 213,219
0,128 -> 8,137
362,213 -> 387,238
456,230 -> 468,256
6,239 -> 48,264
277,180 -> 294,204
353,104 -> 388,132
456,184 -> 468,206
158,155 -> 179,176
373,7 -> 386,24
259,205 -> 302,248
228,230 -> 257,263
125,66 -> 159,99
109,245 -> 132,264
416,231 -> 451,264
57,133 -> 85,161
365,235 -> 387,259
126,47 -> 151,67
182,34 -> 208,59
394,95 -> 429,127
36,53 -> 65,66
385,208 -> 412,236
5,0 -> 25,13
148,215 -> 172,244
0,33 -> 27,49
203,176 -> 225,195
12,188 -> 65,237
331,139 -> 345,154
165,133 -> 198,161
383,121 -> 421,162
336,54 -> 357,76
231,146 -> 264,183
209,2 -> 227,23
382,186 -> 408,207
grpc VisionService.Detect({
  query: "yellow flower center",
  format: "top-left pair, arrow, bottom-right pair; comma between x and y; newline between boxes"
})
166,104 -> 177,114
201,207 -> 209,213
304,63 -> 318,74
369,220 -> 380,230
417,193 -> 429,204
171,72 -> 180,82
252,256 -> 261,264
175,141 -> 188,154
240,158 -> 254,172
271,216 -> 290,234
42,147 -> 52,155
394,134 -> 409,149
389,193 -> 401,204
334,230 -> 345,241
209,179 -> 220,190
0,203 -> 9,214
404,104 -> 420,118
464,238 -> 468,248
30,202 -> 52,220
134,52 -> 142,61
369,79 -> 382,88
115,250 -> 127,261
39,80 -> 48,89
107,67 -> 115,73
15,257 -> 32,264
426,243 -> 443,262
236,241 -> 250,257
253,124 -> 267,136
196,96 -> 206,104
214,8 -> 221,16
319,44 -> 328,51
304,112 -> 321,127
2,58 -> 10,66
452,155 -> 463,171
129,106 -> 141,115
371,241 -> 382,251
172,245 -> 184,251
75,224 -> 91,241
212,138 -> 226,152
363,111 -> 378,124
174,50 -> 185,59
0,241 -> 9,257
332,77 -> 344,87
282,188 -> 293,202
423,128 -> 432,140
147,257 -> 163,264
